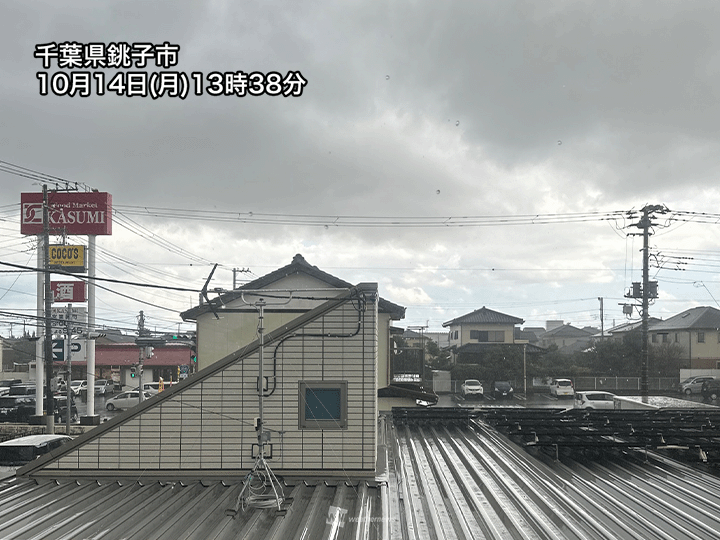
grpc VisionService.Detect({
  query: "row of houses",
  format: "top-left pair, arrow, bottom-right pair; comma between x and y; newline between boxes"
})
5,254 -> 720,392
406,304 -> 720,372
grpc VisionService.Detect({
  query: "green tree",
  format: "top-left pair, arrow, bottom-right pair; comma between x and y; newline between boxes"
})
649,343 -> 686,376
425,339 -> 451,370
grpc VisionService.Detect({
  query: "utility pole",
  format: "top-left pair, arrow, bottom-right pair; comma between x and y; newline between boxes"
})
632,204 -> 667,398
42,184 -> 54,433
66,303 -> 73,436
598,297 -> 604,338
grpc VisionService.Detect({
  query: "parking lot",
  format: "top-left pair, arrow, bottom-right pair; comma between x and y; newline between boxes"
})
67,385 -> 142,423
447,389 -> 718,408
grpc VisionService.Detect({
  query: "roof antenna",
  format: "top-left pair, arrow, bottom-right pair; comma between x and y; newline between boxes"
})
200,264 -> 220,319
227,291 -> 293,516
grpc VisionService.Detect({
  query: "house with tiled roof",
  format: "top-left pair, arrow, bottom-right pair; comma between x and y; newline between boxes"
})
180,254 -> 427,409
538,323 -> 596,353
443,307 -> 524,348
649,306 -> 720,369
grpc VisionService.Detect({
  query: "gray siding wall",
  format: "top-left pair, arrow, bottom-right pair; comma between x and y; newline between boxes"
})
46,290 -> 378,475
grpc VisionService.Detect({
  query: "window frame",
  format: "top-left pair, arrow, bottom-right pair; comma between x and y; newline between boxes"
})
298,380 -> 348,430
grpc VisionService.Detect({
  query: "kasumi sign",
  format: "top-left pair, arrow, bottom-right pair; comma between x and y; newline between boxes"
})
49,244 -> 86,273
20,191 -> 112,235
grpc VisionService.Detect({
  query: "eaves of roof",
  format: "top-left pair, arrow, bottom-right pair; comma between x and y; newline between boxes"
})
442,306 -> 524,327
180,253 -> 406,321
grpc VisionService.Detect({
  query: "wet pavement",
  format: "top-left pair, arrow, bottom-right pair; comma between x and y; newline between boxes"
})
65,385 -> 138,423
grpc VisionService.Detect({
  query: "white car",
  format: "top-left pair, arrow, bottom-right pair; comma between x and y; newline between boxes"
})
550,378 -> 575,398
68,380 -> 88,396
574,391 -> 616,410
105,391 -> 152,411
461,379 -> 484,399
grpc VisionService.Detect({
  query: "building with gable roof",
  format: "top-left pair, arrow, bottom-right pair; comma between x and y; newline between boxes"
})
180,254 -> 431,409
538,323 -> 597,354
25,283 -> 383,479
443,306 -> 525,349
649,306 -> 720,369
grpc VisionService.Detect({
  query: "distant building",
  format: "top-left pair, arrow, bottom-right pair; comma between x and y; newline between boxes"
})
538,323 -> 596,354
648,306 -> 720,369
442,307 -> 544,363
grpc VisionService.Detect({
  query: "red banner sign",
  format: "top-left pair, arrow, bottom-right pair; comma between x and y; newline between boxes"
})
51,281 -> 87,303
21,192 -> 112,235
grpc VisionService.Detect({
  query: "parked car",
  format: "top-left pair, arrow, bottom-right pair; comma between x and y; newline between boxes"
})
53,395 -> 78,423
549,378 -> 574,398
460,379 -> 484,400
0,396 -> 36,423
94,379 -> 114,395
8,384 -> 38,396
68,380 -> 88,396
0,434 -> 72,466
0,379 -> 23,396
574,391 -> 616,410
106,391 -> 152,411
701,379 -> 720,401
679,376 -> 715,395
492,381 -> 514,400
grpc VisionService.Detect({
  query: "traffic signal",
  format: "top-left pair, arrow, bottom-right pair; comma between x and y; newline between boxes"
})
130,366 -> 137,378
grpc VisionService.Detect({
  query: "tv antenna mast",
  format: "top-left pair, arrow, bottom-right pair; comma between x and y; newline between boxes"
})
229,291 -> 293,514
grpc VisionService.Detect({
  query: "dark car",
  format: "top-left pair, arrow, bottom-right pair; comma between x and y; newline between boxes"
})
0,379 -> 23,397
53,395 -> 79,423
701,379 -> 720,401
493,381 -> 514,400
0,396 -> 36,423
8,384 -> 38,397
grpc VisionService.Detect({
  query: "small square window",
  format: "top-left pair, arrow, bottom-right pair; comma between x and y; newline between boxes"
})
298,381 -> 348,430
698,332 -> 705,343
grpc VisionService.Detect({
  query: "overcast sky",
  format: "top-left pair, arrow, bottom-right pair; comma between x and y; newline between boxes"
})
2,1 -> 720,338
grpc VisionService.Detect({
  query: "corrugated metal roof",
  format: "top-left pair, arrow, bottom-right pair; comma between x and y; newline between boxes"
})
4,408 -> 720,539
0,477 -> 385,540
390,412 -> 720,540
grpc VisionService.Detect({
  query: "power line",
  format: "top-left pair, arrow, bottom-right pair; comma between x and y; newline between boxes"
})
114,204 -> 631,228
0,260 -> 202,293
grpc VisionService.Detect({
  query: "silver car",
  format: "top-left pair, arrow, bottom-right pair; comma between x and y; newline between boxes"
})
94,379 -> 114,395
575,391 -> 616,410
105,391 -> 152,411
679,376 -> 715,395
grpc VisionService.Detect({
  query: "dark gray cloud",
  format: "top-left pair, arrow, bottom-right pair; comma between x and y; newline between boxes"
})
1,1 -> 719,332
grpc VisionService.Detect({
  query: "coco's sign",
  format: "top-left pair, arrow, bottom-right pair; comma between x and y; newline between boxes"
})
20,191 -> 112,235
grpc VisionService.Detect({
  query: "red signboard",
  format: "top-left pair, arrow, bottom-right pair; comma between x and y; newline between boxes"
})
21,192 -> 112,235
51,281 -> 87,303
